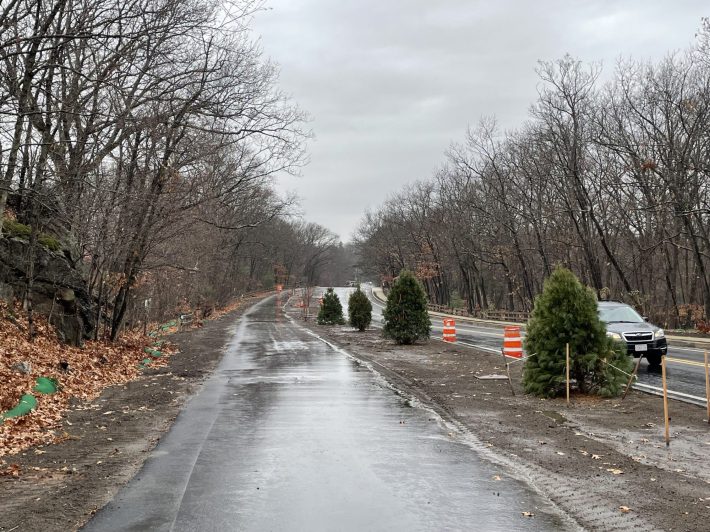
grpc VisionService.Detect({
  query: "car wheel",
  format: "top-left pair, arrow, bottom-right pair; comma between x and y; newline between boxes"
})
645,352 -> 662,367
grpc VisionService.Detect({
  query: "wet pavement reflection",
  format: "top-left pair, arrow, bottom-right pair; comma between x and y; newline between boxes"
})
84,295 -> 565,531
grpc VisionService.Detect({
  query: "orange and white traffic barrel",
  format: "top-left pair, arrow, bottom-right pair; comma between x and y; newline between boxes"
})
443,319 -> 456,343
503,326 -> 523,358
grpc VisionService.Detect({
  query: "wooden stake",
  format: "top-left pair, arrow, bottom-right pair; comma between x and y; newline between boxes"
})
500,349 -> 516,396
662,355 -> 670,447
566,343 -> 570,406
622,354 -> 644,401
505,362 -> 515,396
704,350 -> 710,424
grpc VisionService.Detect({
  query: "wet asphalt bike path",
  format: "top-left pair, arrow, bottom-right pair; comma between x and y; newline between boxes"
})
83,296 -> 565,531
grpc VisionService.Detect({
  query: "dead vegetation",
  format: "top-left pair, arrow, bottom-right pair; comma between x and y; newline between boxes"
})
0,301 -> 174,458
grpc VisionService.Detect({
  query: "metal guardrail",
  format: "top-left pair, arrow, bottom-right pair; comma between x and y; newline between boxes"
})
427,304 -> 529,323
379,286 -> 529,323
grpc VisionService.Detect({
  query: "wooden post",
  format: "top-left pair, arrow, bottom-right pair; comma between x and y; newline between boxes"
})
622,354 -> 644,400
505,362 -> 515,397
704,350 -> 710,424
662,355 -> 670,447
501,349 -> 515,396
566,343 -> 570,406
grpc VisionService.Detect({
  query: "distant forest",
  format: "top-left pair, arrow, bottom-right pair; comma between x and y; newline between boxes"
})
358,19 -> 710,329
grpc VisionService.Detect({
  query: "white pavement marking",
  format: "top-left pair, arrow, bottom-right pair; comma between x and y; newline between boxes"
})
632,383 -> 708,407
452,340 -> 501,354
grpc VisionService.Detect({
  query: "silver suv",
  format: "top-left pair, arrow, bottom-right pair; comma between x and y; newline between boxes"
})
598,301 -> 667,367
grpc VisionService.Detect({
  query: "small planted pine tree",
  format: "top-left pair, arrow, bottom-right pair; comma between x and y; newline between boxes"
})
317,288 -> 345,325
383,270 -> 431,345
523,267 -> 632,398
348,285 -> 372,331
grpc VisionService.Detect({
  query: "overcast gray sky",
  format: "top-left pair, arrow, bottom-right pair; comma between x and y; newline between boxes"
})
253,1 -> 708,242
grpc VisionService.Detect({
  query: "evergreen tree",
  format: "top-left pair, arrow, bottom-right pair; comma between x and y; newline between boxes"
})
317,288 -> 345,325
348,285 -> 372,331
523,267 -> 632,398
383,270 -> 431,344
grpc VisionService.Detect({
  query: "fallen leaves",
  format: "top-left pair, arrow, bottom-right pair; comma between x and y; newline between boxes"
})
0,301 -> 175,457
0,463 -> 22,477
619,506 -> 632,513
521,511 -> 535,518
0,294 -> 263,458
607,468 -> 624,475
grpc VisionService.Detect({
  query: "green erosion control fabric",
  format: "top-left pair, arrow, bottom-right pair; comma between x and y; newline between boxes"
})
1,394 -> 37,421
148,320 -> 176,336
33,377 -> 59,395
143,348 -> 162,358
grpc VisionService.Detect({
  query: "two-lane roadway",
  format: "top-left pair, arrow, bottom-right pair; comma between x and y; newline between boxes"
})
363,284 -> 710,404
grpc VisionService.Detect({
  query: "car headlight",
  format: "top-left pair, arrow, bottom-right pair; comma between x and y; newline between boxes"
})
655,329 -> 665,339
606,331 -> 622,340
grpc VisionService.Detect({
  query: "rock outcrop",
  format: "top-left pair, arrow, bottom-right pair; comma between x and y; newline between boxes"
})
0,236 -> 94,345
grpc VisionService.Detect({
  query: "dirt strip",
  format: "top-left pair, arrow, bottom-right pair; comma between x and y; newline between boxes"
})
298,317 -> 710,532
0,294 -> 265,532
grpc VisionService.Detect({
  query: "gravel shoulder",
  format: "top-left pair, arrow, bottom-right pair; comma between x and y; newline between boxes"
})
298,317 -> 710,531
0,295 -> 265,532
